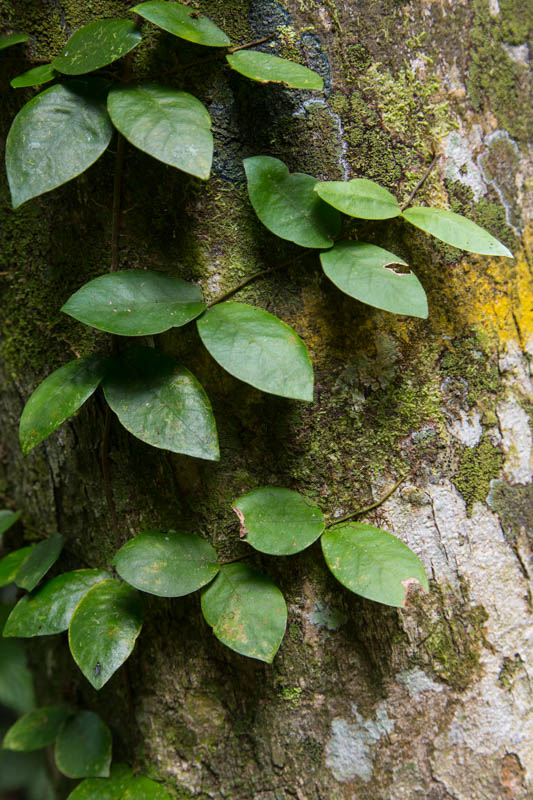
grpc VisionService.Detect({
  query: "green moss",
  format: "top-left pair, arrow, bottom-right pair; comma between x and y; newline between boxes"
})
453,437 -> 504,515
498,653 -> 525,691
440,335 -> 501,412
278,686 -> 302,706
487,480 -> 533,542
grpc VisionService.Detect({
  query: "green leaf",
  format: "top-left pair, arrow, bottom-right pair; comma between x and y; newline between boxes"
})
197,302 -> 314,401
227,51 -> 323,90
103,347 -> 219,460
121,775 -> 172,800
0,32 -> 28,50
19,355 -> 109,455
3,706 -> 71,751
108,84 -> 213,179
244,156 -> 340,248
315,178 -> 401,220
0,510 -> 21,537
52,20 -> 142,75
0,606 -> 36,714
6,80 -> 113,208
321,522 -> 429,607
11,64 -> 56,89
66,764 -> 134,800
62,270 -> 206,336
201,563 -> 287,663
55,711 -> 112,779
402,206 -> 514,257
68,579 -> 143,690
320,241 -> 428,318
113,530 -> 219,597
15,533 -> 64,591
4,570 -> 110,638
0,547 -> 35,588
132,1 -> 230,47
233,487 -> 324,555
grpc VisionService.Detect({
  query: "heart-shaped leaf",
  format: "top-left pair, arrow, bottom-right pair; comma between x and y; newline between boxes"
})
233,487 -> 324,555
227,51 -> 323,90
0,632 -> 36,714
108,84 -> 213,179
103,347 -> 219,460
4,570 -> 110,638
19,355 -> 109,455
6,80 -> 113,208
320,241 -> 428,318
66,763 -> 134,800
68,579 -> 143,690
0,547 -> 34,588
244,156 -> 340,248
197,302 -> 314,401
3,706 -> 71,751
402,207 -> 513,257
121,775 -> 173,800
11,64 -> 56,89
0,32 -> 28,50
0,510 -> 21,537
132,1 -> 230,47
55,711 -> 112,779
315,178 -> 401,220
52,20 -> 142,75
14,533 -> 64,592
62,270 -> 206,336
201,563 -> 287,662
321,522 -> 429,607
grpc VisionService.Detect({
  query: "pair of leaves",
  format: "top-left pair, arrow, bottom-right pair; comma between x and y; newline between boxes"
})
0,533 -> 63,591
68,763 -> 172,800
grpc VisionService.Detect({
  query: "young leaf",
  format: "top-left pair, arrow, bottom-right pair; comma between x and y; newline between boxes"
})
3,706 -> 71,751
321,522 -> 429,607
402,207 -> 514,257
197,302 -> 314,401
6,80 -> 113,208
320,241 -> 428,318
0,32 -> 28,50
15,532 -> 64,592
102,347 -> 219,460
233,487 -> 324,555
62,270 -> 206,336
315,178 -> 401,220
201,563 -> 287,662
66,763 -> 134,800
0,510 -> 21,537
52,19 -> 142,75
55,711 -> 112,779
227,51 -> 323,90
121,775 -> 173,800
0,546 -> 35,588
10,64 -> 56,89
113,530 -> 219,597
68,579 -> 144,690
3,569 -> 110,638
244,156 -> 340,248
108,84 -> 213,179
132,1 -> 230,47
19,355 -> 109,455
0,635 -> 36,714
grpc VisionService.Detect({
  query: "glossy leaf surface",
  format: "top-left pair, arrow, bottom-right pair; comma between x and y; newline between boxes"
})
19,355 -> 108,455
315,178 -> 401,220
0,547 -> 35,588
62,270 -> 206,336
320,241 -> 428,318
4,569 -> 110,638
227,51 -> 323,90
108,84 -> 212,179
11,64 -> 55,88
66,764 -> 133,800
201,563 -> 287,662
3,706 -> 71,751
321,522 -> 429,607
14,533 -> 63,592
121,776 -> 172,799
0,33 -> 28,50
0,632 -> 36,714
402,207 -> 513,257
244,156 -> 340,248
0,510 -> 21,537
52,20 -> 142,75
114,530 -> 219,597
68,579 -> 143,690
103,347 -> 219,460
6,80 -> 112,208
55,711 -> 112,778
197,302 -> 314,401
132,1 -> 230,47
233,487 -> 324,555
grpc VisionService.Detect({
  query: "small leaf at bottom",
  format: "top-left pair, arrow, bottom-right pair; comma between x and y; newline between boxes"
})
121,775 -> 173,799
55,711 -> 111,779
66,763 -> 134,800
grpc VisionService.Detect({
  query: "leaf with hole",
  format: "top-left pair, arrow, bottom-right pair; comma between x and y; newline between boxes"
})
201,563 -> 287,662
14,532 -> 64,592
103,347 -> 219,460
402,207 -> 513,257
121,775 -> 173,800
320,241 -> 428,318
321,522 -> 428,607
6,80 -> 113,208
52,19 -> 142,75
0,32 -> 28,50
244,156 -> 340,248
114,530 -> 219,597
197,302 -> 314,401
62,270 -> 206,336
10,64 -> 56,88
19,355 -> 109,455
55,711 -> 112,779
233,487 -> 324,555
4,569 -> 110,638
3,706 -> 71,752
66,763 -> 134,800
0,547 -> 35,588
315,178 -> 401,220
227,51 -> 323,90
132,1 -> 230,47
108,84 -> 213,179
68,579 -> 143,690
0,510 -> 21,538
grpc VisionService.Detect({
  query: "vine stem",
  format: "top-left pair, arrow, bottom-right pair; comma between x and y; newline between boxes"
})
400,153 -> 438,212
325,473 -> 409,528
228,35 -> 274,53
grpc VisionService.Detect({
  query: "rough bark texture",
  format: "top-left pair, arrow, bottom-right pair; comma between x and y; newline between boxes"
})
1,0 -> 532,798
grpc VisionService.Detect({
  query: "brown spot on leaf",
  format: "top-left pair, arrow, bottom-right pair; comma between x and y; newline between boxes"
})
401,577 -> 424,607
232,506 -> 248,538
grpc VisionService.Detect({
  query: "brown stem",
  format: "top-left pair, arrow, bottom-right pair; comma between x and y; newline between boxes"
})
228,35 -> 274,53
325,473 -> 409,528
400,153 -> 438,212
